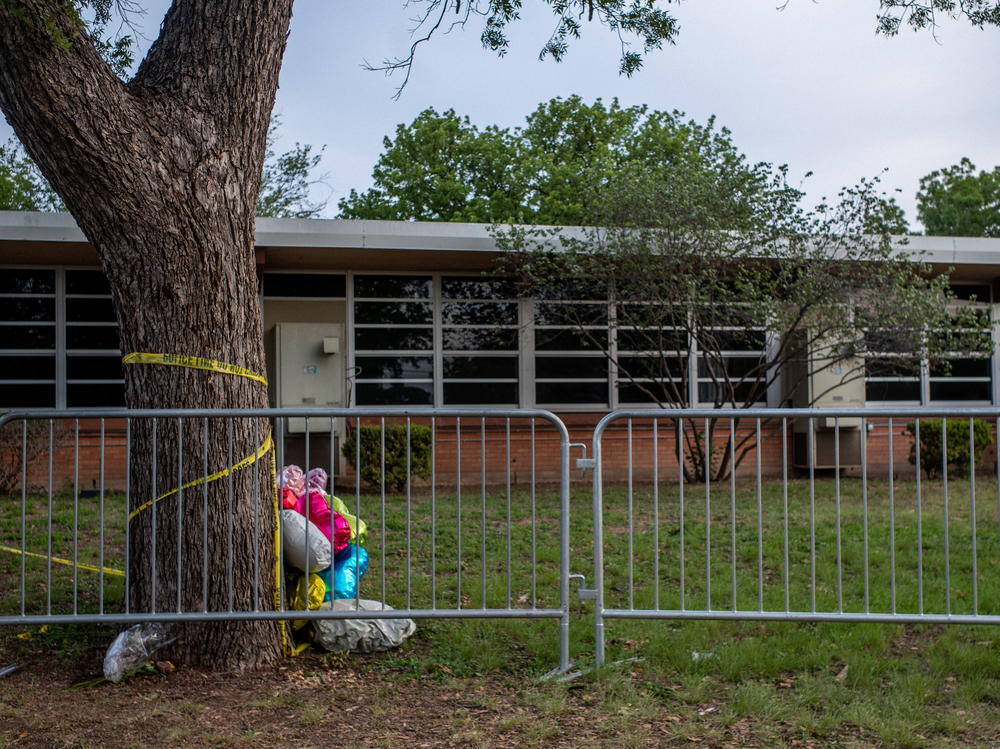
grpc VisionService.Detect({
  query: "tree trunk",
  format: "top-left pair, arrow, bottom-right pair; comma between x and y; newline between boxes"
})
0,0 -> 294,669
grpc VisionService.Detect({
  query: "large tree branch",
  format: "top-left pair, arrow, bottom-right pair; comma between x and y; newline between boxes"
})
0,0 -> 135,208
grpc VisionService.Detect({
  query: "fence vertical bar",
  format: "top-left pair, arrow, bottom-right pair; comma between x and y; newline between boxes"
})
304,418 -> 312,610
782,417 -> 789,613
505,418 -> 512,610
834,419 -> 842,614
480,417 -> 486,610
653,418 -> 659,611
559,417 -> 570,673
943,418 -> 950,616
678,417 -> 685,612
531,420 -> 537,607
406,418 -> 412,611
379,418 -> 386,610
99,419 -> 106,614
456,417 -> 462,610
862,417 -> 870,614
756,419 -> 763,612
176,418 -> 183,613
226,418 -> 233,612
252,418 -> 261,612
151,418 -> 158,614
969,418 -> 978,615
202,418 -> 209,612
915,418 -> 923,614
889,417 -> 896,613
46,420 -> 52,616
431,417 -> 437,610
124,418 -> 131,615
19,420 -> 26,616
354,416 -> 361,609
72,419 -> 79,614
705,417 -> 711,611
627,418 -> 634,610
808,417 -> 815,613
593,418 -> 605,666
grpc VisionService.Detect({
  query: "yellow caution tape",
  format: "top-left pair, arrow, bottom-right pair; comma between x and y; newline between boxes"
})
0,544 -> 124,577
122,352 -> 268,387
124,352 -> 294,656
127,432 -> 273,521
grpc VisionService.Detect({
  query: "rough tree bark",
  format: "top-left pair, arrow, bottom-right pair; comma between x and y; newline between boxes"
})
0,0 -> 294,669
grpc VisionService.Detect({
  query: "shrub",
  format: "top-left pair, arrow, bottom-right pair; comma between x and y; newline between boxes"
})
341,423 -> 431,492
905,418 -> 994,478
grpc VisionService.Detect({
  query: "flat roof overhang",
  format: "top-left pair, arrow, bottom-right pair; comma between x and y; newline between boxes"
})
1,211 -> 1000,279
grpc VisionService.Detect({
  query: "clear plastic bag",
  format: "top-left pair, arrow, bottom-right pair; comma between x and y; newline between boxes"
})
103,623 -> 175,682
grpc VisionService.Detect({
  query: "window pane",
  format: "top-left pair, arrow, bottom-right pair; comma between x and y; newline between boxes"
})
263,273 -> 346,298
865,381 -> 921,401
66,296 -> 116,322
617,383 -> 671,405
618,355 -> 686,379
443,355 -> 518,379
442,301 -> 517,325
0,383 -> 55,407
65,270 -> 111,295
950,284 -> 991,302
67,355 -> 124,380
354,328 -> 433,351
66,325 -> 119,350
536,381 -> 607,405
698,381 -> 759,404
930,358 -> 991,378
354,301 -> 432,324
534,328 -> 604,351
702,330 -> 766,351
617,328 -> 688,352
866,357 -> 920,378
354,275 -> 431,299
534,303 -> 608,326
930,381 -> 991,401
355,356 -> 433,379
442,277 -> 516,299
0,355 -> 55,380
536,355 -> 607,379
355,382 -> 433,405
442,328 -> 518,351
0,269 -> 54,294
0,325 -> 55,349
67,383 -> 125,407
0,297 -> 55,322
698,356 -> 764,379
444,382 -> 518,405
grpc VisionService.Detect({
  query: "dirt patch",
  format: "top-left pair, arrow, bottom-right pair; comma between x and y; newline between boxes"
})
0,637 -> 697,749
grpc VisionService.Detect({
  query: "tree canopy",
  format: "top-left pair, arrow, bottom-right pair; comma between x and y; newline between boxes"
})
0,140 -> 62,211
916,158 -> 1000,237
339,96 -> 784,227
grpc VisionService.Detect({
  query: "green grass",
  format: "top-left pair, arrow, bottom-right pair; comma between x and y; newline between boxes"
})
5,477 -> 1000,745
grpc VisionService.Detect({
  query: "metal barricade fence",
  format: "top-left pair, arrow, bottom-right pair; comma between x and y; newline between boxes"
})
0,408 -> 572,672
589,408 -> 1000,665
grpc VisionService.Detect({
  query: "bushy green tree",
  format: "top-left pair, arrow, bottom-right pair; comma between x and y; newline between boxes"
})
916,158 -> 1000,237
340,97 -> 775,227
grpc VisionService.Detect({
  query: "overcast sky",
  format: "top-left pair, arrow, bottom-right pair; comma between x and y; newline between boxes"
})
4,1 -> 998,231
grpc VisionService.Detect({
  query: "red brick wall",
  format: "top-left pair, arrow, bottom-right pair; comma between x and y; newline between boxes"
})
9,413 -> 997,495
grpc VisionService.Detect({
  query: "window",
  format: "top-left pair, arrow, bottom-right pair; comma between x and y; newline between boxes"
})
353,275 -> 434,405
262,272 -> 346,298
0,269 -> 56,407
534,289 -> 609,407
614,302 -> 689,406
864,284 -> 994,405
441,277 -> 518,405
0,268 -> 123,408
